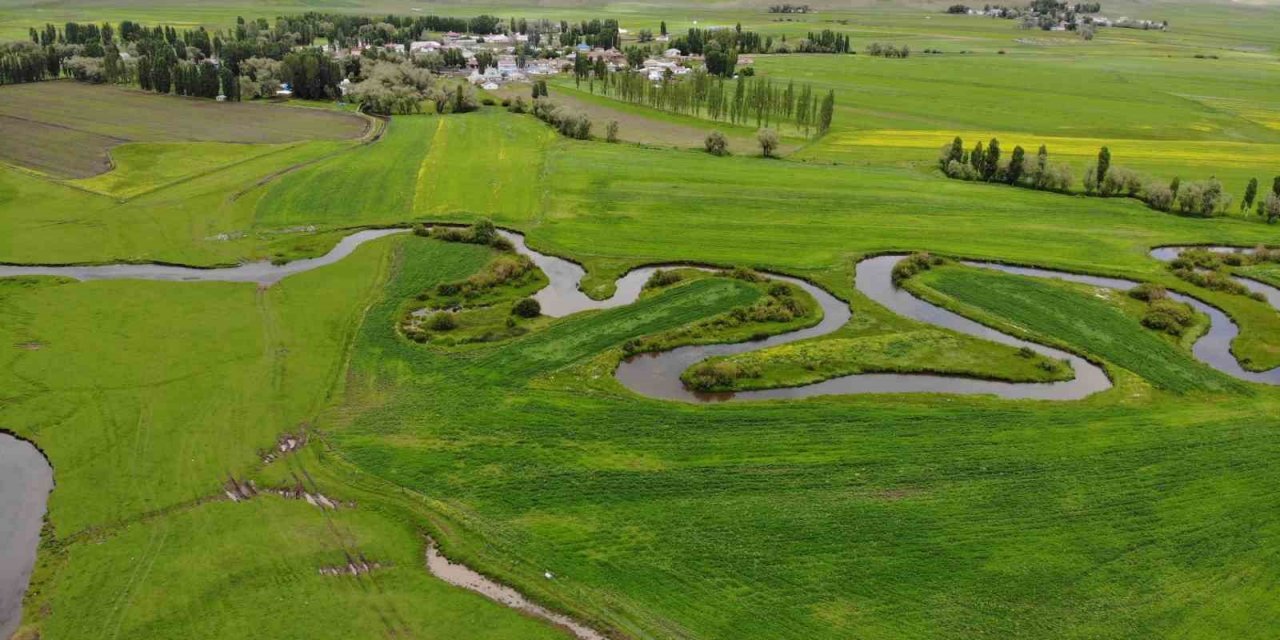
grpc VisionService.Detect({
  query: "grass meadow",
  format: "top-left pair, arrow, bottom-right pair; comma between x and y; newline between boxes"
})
1,1 -> 1279,638
319,235 -> 1280,639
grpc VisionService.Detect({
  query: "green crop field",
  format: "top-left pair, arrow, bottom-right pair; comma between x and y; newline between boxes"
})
2,0 -> 1280,639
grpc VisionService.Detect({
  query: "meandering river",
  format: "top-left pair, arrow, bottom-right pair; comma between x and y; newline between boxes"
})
2,229 -> 1278,635
501,233 -> 1280,401
7,229 -> 1270,398
0,229 -> 407,284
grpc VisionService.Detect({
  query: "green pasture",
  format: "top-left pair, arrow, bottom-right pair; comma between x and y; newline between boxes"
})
0,236 -> 395,535
320,236 -> 1280,639
915,264 -> 1245,393
72,141 -> 300,199
36,494 -> 563,639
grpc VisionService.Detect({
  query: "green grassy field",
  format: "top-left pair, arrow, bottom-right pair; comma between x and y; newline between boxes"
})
37,496 -> 566,639
0,236 -> 396,535
320,236 -> 1280,639
915,264 -> 1245,393
1,1 -> 1280,638
254,110 -> 553,227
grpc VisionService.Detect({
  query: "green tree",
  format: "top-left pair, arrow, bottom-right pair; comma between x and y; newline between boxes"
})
794,83 -> 810,134
817,89 -> 834,134
573,53 -> 589,87
983,138 -> 1001,181
1007,145 -> 1026,185
1241,178 -> 1258,212
732,77 -> 746,126
970,141 -> 984,173
943,136 -> 964,169
1262,193 -> 1280,224
1096,146 -> 1111,186
1033,144 -> 1049,188
471,218 -> 496,245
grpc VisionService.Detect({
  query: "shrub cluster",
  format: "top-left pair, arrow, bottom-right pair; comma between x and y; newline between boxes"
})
645,269 -> 684,289
685,360 -> 761,391
729,284 -> 808,324
891,252 -> 945,284
425,253 -> 535,302
429,219 -> 510,250
1169,267 -> 1265,301
511,297 -> 541,318
865,43 -> 910,58
426,311 -> 457,331
1174,246 -> 1280,270
704,131 -> 729,156
1141,299 -> 1195,336
530,98 -> 591,139
729,267 -> 767,282
1174,179 -> 1228,217
1127,283 -> 1167,302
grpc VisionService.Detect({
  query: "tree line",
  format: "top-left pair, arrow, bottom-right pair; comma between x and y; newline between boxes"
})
588,69 -> 834,136
940,136 -> 1280,222
1,12 -> 545,95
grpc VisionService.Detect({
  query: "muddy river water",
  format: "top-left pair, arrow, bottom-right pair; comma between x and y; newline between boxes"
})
0,433 -> 53,639
2,229 -> 1277,637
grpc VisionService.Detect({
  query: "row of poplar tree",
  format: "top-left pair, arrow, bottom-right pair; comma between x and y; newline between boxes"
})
583,68 -> 835,136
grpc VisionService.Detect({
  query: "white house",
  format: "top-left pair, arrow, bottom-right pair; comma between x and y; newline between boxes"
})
525,60 -> 555,75
662,48 -> 682,59
496,55 -> 519,76
482,81 -> 500,90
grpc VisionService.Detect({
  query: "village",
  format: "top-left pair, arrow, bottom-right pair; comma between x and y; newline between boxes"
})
321,28 -> 725,92
949,2 -> 1168,32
